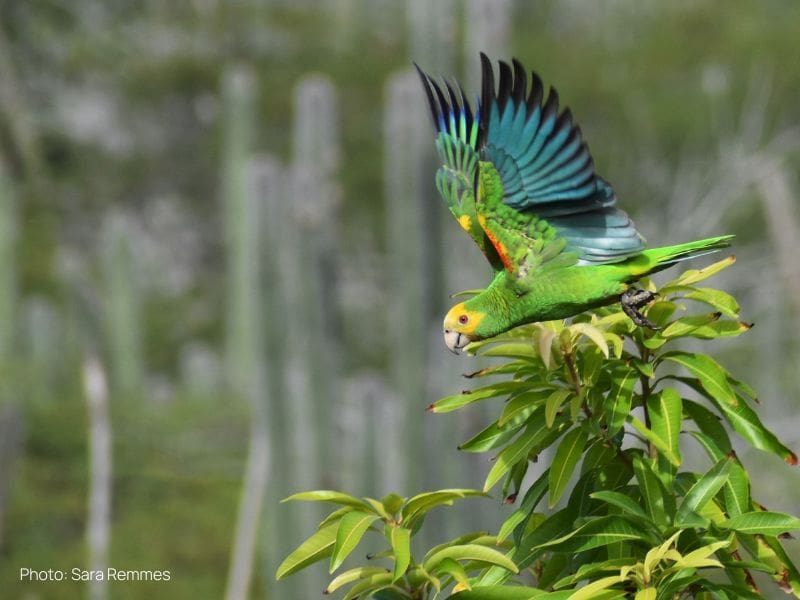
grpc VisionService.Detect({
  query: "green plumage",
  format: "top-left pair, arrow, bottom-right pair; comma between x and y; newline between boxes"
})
464,233 -> 734,340
416,55 -> 733,347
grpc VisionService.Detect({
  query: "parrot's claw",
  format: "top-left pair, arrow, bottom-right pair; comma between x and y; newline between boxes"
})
621,288 -> 660,330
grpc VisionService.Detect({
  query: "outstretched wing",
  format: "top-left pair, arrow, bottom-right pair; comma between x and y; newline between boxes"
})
415,65 -> 504,271
475,53 -> 645,274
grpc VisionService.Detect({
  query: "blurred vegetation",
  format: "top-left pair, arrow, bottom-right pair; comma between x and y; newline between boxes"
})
1,1 -> 799,599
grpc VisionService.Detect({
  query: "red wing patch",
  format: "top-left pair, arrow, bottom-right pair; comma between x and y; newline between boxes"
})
482,226 -> 513,274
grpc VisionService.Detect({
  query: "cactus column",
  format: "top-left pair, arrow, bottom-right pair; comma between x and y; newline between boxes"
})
221,65 -> 270,600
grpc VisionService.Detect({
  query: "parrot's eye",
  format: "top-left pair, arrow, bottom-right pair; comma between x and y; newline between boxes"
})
458,314 -> 469,325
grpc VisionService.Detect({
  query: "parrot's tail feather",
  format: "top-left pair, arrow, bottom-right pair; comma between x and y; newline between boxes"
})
636,235 -> 735,277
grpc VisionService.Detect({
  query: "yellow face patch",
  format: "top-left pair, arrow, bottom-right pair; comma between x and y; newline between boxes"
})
458,214 -> 472,232
443,302 -> 485,336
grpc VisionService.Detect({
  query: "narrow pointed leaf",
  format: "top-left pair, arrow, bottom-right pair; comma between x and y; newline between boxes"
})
647,388 -> 683,465
675,456 -> 733,525
423,544 -> 518,573
326,566 -> 392,593
571,323 -> 609,357
536,516 -> 650,553
283,490 -> 372,510
683,287 -> 740,317
330,511 -> 379,572
667,255 -> 735,287
401,489 -> 484,525
340,574 -> 395,600
627,416 -> 679,466
484,415 -> 556,492
549,428 -> 588,507
433,557 -> 471,590
390,526 -> 411,581
590,491 -> 649,520
660,312 -> 722,339
499,391 -> 550,427
720,511 -> 800,536
661,351 -> 737,406
633,455 -> 672,527
606,366 -> 637,436
276,521 -> 338,579
544,389 -> 572,429
447,585 -> 553,599
683,399 -> 731,453
566,574 -> 622,599
430,382 -> 535,413
459,420 -> 522,453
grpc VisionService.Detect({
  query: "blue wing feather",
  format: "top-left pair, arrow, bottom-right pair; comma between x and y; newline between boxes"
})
477,53 -> 645,263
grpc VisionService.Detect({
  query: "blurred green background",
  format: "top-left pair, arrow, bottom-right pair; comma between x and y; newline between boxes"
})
1,1 -> 799,598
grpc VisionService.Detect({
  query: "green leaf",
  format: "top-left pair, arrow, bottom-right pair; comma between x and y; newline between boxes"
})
549,428 -> 588,507
558,558 -> 636,589
537,515 -> 650,553
683,399 -> 731,453
484,415 -> 562,492
381,493 -> 405,516
447,585 -> 552,599
627,416 -> 679,466
423,544 -> 518,573
720,511 -> 800,536
675,456 -> 733,526
508,468 -> 551,545
686,319 -> 752,339
401,489 -> 484,526
330,511 -> 379,572
714,395 -> 797,464
481,343 -> 539,359
633,455 -> 672,528
683,287 -> 740,317
570,322 -> 609,357
590,491 -> 649,520
538,327 -> 557,369
681,380 -> 798,464
544,389 -> 573,429
389,526 -> 411,581
660,351 -> 738,407
660,312 -> 722,339
565,574 -> 622,599
484,510 -> 574,584
459,420 -> 524,453
428,381 -> 531,413
689,432 -> 750,518
283,490 -> 372,511
340,574 -> 396,600
666,255 -> 736,287
320,506 -> 357,528
499,390 -> 551,427
606,366 -> 637,436
276,521 -> 339,579
647,388 -> 683,466
429,382 -> 536,413
645,300 -> 678,328
432,557 -> 471,590
325,567 -> 392,594
581,441 -> 616,475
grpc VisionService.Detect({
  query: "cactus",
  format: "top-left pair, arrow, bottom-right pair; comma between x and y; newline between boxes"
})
220,65 -> 271,600
101,214 -> 143,400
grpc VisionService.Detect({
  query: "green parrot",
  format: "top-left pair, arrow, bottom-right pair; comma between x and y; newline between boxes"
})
416,54 -> 733,353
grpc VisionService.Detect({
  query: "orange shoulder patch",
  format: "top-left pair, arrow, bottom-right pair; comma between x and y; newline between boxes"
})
479,215 -> 513,273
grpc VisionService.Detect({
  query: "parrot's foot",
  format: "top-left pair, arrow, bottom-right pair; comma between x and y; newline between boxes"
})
620,288 -> 659,330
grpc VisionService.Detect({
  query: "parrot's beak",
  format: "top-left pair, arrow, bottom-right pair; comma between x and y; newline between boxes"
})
444,329 -> 470,354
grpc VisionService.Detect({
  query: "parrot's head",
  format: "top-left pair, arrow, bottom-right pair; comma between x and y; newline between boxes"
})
443,302 -> 487,354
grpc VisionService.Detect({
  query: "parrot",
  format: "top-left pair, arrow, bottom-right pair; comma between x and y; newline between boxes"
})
415,54 -> 733,354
